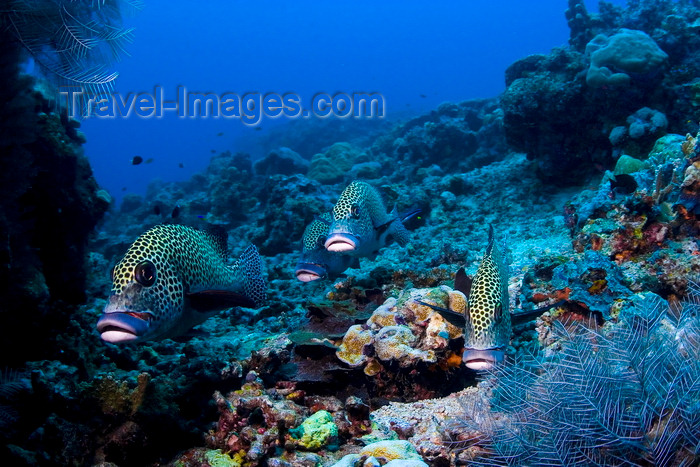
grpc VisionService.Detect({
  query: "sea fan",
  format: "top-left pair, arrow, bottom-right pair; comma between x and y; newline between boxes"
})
2,0 -> 141,100
0,368 -> 29,432
457,289 -> 700,466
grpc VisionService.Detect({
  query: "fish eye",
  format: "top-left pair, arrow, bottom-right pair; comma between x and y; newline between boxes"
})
317,236 -> 327,248
350,204 -> 360,219
134,260 -> 157,287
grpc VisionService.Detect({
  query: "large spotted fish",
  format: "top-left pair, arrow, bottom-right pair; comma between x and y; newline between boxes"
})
419,225 -> 511,370
97,224 -> 266,343
295,212 -> 359,282
324,181 -> 418,258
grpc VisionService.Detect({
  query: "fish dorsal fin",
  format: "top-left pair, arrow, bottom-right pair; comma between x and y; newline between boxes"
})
485,224 -> 495,256
187,289 -> 256,313
454,267 -> 472,296
314,212 -> 333,226
203,225 -> 228,260
415,300 -> 467,328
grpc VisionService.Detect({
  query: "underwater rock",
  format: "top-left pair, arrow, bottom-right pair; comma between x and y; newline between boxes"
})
360,440 -> 424,464
565,0 -> 596,52
248,174 -> 330,255
608,108 -> 670,158
371,99 -> 506,179
0,80 -> 109,364
368,388 -> 487,465
254,147 -> 309,176
585,29 -> 668,88
336,325 -> 373,367
208,381 -> 305,461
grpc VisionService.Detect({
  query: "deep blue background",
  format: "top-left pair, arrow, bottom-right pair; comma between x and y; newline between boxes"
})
81,0 -> 626,203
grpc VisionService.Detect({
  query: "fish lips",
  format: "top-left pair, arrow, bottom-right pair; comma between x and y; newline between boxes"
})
295,262 -> 328,282
324,233 -> 359,253
97,311 -> 153,343
462,348 -> 505,371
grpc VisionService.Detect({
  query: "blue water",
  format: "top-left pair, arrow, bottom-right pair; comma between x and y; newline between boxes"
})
82,0 -> 626,204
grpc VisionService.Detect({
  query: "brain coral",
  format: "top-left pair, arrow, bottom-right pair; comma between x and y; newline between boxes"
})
308,142 -> 365,184
585,29 -> 668,87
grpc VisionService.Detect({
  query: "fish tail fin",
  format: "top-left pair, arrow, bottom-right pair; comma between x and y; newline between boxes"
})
390,222 -> 411,246
387,205 -> 415,247
240,245 -> 267,307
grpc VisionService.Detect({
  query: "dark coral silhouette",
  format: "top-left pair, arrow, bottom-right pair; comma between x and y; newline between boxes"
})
2,0 -> 139,97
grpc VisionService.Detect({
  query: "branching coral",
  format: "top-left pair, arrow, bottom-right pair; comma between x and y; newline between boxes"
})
450,287 -> 700,466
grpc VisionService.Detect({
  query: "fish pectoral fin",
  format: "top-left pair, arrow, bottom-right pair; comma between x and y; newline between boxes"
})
511,300 -> 566,326
415,300 -> 467,328
187,289 -> 257,313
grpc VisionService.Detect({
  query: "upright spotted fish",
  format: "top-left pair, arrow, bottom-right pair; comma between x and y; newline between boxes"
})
97,224 -> 266,343
419,225 -> 510,370
324,181 -> 418,259
295,212 -> 359,282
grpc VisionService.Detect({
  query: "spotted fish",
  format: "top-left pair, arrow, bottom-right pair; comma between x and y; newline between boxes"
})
418,225 -> 510,370
324,181 -> 417,258
97,224 -> 266,343
295,212 -> 359,282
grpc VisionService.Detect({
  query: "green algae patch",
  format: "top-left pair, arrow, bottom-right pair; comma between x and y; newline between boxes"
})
204,449 -> 242,467
290,410 -> 338,451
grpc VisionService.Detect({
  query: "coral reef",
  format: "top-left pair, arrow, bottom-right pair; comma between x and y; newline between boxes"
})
501,2 -> 699,185
2,1 -> 700,465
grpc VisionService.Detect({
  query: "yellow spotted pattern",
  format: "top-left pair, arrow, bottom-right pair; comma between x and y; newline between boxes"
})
331,181 -> 385,239
110,225 -> 257,333
302,212 -> 332,251
464,230 -> 510,350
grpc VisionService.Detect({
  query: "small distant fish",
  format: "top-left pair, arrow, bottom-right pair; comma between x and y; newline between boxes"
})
211,149 -> 217,154
178,162 -> 184,168
324,181 -> 418,259
145,158 -> 154,164
171,205 -> 180,219
419,94 -> 427,98
418,225 -> 510,370
97,224 -> 266,343
131,156 -> 143,165
217,132 -> 224,136
295,212 -> 359,282
254,126 -> 262,131
122,187 -> 127,191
